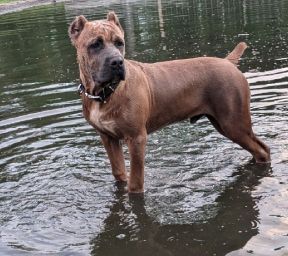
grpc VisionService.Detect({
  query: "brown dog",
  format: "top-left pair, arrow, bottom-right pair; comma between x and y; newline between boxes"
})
69,12 -> 270,193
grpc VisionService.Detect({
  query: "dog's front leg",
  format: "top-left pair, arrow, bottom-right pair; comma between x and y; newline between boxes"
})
127,132 -> 147,193
100,134 -> 127,182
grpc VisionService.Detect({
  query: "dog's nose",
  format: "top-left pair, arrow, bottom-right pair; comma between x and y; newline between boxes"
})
110,56 -> 124,70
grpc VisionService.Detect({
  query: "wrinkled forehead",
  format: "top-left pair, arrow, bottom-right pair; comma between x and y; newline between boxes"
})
83,20 -> 124,41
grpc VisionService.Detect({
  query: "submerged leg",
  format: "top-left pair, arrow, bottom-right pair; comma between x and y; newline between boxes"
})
100,133 -> 127,182
126,132 -> 147,193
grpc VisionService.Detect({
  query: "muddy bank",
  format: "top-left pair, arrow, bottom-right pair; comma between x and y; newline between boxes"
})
0,0 -> 67,15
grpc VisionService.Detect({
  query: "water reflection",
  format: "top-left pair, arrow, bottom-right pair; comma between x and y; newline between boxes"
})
91,163 -> 271,256
64,0 -> 288,70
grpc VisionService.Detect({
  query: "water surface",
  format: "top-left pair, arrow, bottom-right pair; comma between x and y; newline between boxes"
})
0,0 -> 287,255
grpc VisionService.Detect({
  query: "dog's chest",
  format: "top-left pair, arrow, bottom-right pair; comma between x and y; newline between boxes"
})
88,105 -> 117,136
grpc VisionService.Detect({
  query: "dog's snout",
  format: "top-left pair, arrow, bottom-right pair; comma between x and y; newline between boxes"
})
110,57 -> 124,69
109,56 -> 125,80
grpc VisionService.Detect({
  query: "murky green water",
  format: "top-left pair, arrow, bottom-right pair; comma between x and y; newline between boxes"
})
0,0 -> 287,255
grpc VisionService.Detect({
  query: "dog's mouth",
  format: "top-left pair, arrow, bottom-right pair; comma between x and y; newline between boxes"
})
101,77 -> 121,88
91,76 -> 123,96
92,68 -> 125,93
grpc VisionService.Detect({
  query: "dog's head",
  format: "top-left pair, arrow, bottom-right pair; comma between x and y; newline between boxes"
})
69,12 -> 125,94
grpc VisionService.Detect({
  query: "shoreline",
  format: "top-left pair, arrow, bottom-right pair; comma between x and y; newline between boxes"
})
0,0 -> 67,15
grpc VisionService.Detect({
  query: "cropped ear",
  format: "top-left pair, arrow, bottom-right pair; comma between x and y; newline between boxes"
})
107,11 -> 123,32
68,15 -> 88,45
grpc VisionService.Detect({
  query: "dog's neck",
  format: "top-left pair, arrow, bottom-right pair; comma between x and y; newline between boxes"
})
78,80 -> 121,103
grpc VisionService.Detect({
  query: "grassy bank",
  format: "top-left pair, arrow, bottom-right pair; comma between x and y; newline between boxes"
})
0,0 -> 18,3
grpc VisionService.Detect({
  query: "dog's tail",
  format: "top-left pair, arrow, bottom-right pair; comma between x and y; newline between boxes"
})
225,42 -> 247,65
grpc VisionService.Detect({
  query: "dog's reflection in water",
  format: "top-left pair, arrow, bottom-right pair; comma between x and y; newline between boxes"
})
90,162 -> 271,256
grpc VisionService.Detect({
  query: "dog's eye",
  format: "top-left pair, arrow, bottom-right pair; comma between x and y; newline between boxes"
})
115,40 -> 124,48
90,39 -> 103,50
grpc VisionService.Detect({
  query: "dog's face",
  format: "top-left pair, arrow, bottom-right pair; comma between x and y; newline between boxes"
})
69,12 -> 125,94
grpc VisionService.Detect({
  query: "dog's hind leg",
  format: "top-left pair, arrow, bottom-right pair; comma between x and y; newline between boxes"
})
207,115 -> 270,163
228,131 -> 270,163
